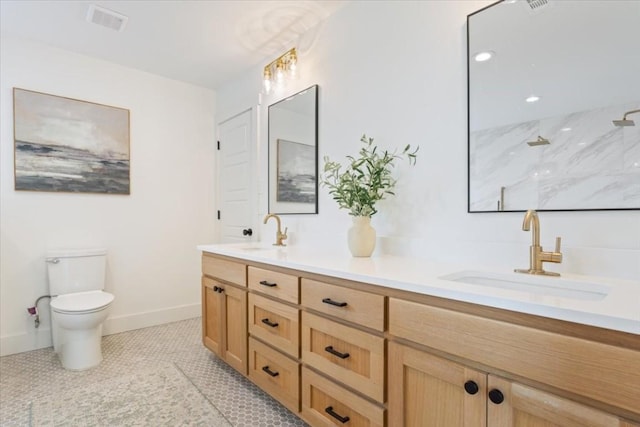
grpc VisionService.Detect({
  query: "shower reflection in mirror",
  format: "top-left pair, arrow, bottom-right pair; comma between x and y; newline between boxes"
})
467,0 -> 640,212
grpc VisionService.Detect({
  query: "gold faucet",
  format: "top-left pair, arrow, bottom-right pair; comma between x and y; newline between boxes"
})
514,210 -> 562,276
263,214 -> 287,246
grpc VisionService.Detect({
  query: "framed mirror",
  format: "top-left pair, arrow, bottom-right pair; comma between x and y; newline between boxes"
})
467,0 -> 639,212
268,85 -> 318,214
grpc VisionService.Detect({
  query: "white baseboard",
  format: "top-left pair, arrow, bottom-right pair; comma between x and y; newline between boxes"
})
0,328 -> 53,357
0,303 -> 201,357
102,303 -> 201,336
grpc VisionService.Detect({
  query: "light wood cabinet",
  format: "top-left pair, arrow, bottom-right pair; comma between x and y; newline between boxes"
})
388,341 -> 486,427
301,278 -> 385,331
302,366 -> 385,427
202,276 -> 247,375
248,337 -> 300,413
201,253 -> 640,427
389,341 -> 638,427
248,293 -> 300,358
487,376 -> 639,427
388,297 -> 640,416
301,312 -> 385,402
248,266 -> 299,304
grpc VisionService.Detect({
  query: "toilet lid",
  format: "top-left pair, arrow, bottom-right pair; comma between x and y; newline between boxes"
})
51,290 -> 114,313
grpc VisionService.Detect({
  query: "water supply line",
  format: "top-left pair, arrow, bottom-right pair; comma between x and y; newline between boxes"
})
27,295 -> 51,328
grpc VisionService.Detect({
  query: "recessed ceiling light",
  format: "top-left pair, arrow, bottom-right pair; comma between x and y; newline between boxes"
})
526,95 -> 540,103
474,51 -> 494,62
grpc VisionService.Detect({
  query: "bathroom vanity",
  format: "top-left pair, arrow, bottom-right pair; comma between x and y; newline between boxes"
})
198,243 -> 640,426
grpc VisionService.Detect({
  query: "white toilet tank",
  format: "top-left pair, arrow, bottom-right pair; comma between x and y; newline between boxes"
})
46,248 -> 107,296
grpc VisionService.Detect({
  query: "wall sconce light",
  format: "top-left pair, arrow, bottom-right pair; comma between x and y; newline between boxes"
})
263,47 -> 298,95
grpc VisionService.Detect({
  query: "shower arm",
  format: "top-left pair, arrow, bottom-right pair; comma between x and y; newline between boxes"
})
622,109 -> 640,120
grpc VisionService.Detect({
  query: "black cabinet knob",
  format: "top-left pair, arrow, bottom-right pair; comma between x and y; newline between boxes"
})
488,389 -> 504,404
464,380 -> 479,395
213,286 -> 220,292
242,228 -> 253,236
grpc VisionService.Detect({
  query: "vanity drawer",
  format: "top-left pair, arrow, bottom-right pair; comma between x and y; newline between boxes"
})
301,312 -> 385,402
301,278 -> 385,331
248,337 -> 300,413
248,293 -> 300,358
388,298 -> 640,415
202,255 -> 246,286
301,366 -> 384,427
248,266 -> 299,304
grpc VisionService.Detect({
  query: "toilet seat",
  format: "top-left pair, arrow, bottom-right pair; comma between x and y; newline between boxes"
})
51,290 -> 114,314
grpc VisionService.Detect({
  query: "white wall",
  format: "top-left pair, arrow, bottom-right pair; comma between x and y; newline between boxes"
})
0,36 -> 216,356
216,1 -> 640,281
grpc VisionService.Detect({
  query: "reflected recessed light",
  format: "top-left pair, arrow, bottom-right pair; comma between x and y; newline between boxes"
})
474,51 -> 494,62
526,95 -> 540,103
561,127 -> 572,132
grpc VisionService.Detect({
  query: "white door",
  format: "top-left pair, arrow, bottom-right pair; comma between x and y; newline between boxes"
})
217,110 -> 255,243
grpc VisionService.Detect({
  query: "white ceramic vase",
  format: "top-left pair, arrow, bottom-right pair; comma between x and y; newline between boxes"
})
347,216 -> 376,257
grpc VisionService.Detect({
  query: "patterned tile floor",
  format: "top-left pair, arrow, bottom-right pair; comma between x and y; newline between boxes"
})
0,318 -> 307,427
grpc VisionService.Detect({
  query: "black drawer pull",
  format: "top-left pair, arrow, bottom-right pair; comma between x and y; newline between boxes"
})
261,318 -> 279,328
259,280 -> 277,287
261,365 -> 279,377
322,298 -> 347,307
325,346 -> 350,359
325,406 -> 350,423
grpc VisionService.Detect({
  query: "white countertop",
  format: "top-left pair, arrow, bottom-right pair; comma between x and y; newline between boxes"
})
197,243 -> 640,335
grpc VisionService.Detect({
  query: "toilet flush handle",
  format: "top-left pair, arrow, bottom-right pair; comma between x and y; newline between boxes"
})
46,258 -> 60,264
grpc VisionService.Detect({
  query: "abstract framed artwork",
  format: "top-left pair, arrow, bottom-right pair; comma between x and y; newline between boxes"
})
276,139 -> 316,204
13,88 -> 130,194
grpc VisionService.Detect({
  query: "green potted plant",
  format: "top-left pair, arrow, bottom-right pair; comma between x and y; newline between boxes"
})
321,134 -> 418,257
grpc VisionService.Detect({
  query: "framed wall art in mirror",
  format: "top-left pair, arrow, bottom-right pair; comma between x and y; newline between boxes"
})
268,85 -> 318,214
467,1 -> 639,212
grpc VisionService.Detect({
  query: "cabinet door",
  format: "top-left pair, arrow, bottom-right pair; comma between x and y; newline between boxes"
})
202,277 -> 224,355
222,284 -> 247,375
388,342 -> 486,427
488,375 -> 637,427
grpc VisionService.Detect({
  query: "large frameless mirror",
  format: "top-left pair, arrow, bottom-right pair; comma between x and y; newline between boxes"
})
268,85 -> 318,214
467,0 -> 639,212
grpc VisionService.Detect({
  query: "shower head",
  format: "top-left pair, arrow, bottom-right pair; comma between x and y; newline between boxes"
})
527,136 -> 550,146
613,109 -> 640,127
612,119 -> 635,127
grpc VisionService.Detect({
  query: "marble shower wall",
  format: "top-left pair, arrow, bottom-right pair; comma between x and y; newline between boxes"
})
470,103 -> 640,211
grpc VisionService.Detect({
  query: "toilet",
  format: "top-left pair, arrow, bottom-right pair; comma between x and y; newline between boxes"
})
46,248 -> 114,370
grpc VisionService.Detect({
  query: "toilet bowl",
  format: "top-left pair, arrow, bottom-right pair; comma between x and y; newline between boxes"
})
50,290 -> 114,370
46,248 -> 114,371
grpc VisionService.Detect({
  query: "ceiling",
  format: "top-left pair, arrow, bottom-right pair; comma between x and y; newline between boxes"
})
0,0 -> 348,90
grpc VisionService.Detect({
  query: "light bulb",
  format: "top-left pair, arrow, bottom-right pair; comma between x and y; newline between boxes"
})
276,63 -> 285,82
263,68 -> 272,94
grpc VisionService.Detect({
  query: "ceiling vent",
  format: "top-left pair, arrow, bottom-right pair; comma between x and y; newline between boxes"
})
86,4 -> 128,32
525,0 -> 550,11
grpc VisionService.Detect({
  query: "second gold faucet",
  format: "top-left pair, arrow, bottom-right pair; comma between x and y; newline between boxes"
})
263,214 -> 288,246
514,209 -> 563,276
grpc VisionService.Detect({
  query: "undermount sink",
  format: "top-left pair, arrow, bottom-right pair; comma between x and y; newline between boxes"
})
439,270 -> 609,301
239,246 -> 276,252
